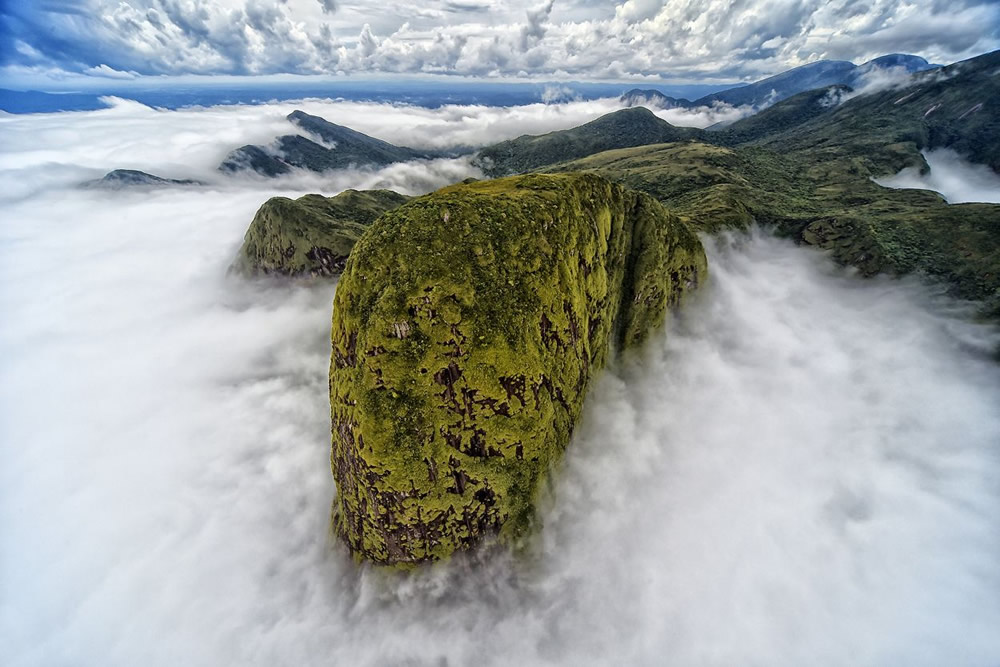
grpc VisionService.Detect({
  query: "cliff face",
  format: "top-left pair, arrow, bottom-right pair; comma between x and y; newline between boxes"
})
231,189 -> 410,278
328,173 -> 707,565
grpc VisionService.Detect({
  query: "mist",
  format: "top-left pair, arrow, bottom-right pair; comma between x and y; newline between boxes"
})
654,102 -> 754,128
875,148 -> 1000,203
3,102 -> 1000,667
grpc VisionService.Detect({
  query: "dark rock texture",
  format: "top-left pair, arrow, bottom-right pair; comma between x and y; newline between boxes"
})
231,189 -> 410,278
328,173 -> 707,565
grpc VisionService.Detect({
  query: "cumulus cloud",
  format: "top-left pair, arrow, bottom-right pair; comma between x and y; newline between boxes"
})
3,96 -> 1000,666
519,0 -> 555,51
1,0 -> 998,81
875,148 -> 1000,203
83,63 -> 140,79
357,23 -> 379,58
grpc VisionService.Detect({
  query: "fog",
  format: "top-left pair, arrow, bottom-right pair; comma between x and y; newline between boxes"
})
0,93 -> 738,203
654,102 -> 754,128
875,148 -> 1000,203
3,103 -> 1000,667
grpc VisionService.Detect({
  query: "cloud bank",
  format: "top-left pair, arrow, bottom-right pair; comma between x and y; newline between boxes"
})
2,101 -> 1000,666
875,149 -> 1000,204
0,93 -> 737,204
2,0 -> 998,82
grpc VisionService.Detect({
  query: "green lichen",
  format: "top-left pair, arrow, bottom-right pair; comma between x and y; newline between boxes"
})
329,173 -> 707,566
231,189 -> 410,278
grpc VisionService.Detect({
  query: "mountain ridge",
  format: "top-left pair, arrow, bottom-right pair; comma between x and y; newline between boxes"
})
219,110 -> 438,176
621,53 -> 937,110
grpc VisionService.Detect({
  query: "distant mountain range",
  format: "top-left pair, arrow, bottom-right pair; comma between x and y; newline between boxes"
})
219,110 -> 443,176
476,48 -> 1000,318
621,54 -> 938,110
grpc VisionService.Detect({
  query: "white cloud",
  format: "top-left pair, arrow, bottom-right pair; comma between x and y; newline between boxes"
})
83,64 -> 141,79
540,83 -> 578,103
519,0 -> 555,51
875,148 -> 1000,204
0,95 -> 642,197
654,102 -> 756,128
357,23 -> 379,58
3,0 -> 998,81
3,94 -> 1000,665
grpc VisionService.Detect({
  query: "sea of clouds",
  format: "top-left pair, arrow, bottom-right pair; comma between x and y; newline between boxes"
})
875,148 -> 1000,203
2,98 -> 1000,667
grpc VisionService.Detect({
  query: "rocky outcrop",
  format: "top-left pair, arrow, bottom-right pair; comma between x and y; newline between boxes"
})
328,173 -> 707,565
231,189 -> 410,278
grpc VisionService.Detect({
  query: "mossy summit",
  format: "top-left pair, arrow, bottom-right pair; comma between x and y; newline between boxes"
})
328,173 -> 707,565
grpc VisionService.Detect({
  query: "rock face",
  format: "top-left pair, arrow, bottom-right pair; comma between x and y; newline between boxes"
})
232,189 -> 410,278
329,173 -> 707,565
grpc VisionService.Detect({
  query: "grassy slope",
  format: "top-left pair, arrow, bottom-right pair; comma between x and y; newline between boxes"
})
474,107 -> 702,177
750,49 -> 1000,174
550,140 -> 1000,317
502,50 -> 1000,317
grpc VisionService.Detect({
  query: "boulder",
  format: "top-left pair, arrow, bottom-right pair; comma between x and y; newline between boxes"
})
329,173 -> 707,565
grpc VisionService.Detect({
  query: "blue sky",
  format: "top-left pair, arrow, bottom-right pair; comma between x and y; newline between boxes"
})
1,0 -> 999,87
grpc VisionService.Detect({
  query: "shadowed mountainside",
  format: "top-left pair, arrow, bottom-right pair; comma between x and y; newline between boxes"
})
473,107 -> 701,177
219,110 -> 438,176
621,53 -> 936,110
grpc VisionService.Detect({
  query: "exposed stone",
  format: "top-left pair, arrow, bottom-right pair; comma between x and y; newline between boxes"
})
329,173 -> 707,565
231,189 -> 410,278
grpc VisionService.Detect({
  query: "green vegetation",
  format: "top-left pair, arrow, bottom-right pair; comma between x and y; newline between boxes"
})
231,189 -> 410,278
314,49 -> 1000,568
475,49 -> 1000,318
749,50 -> 1000,173
475,107 -> 700,177
551,141 -> 1000,317
328,173 -> 706,565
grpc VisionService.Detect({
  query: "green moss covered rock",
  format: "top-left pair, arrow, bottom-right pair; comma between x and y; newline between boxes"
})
329,173 -> 707,565
231,189 -> 410,278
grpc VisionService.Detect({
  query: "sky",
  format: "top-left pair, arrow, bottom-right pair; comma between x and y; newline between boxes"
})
1,0 -> 999,87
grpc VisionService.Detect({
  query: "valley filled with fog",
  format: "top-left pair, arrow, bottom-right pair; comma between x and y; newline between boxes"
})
876,148 -> 1000,204
3,99 -> 1000,666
